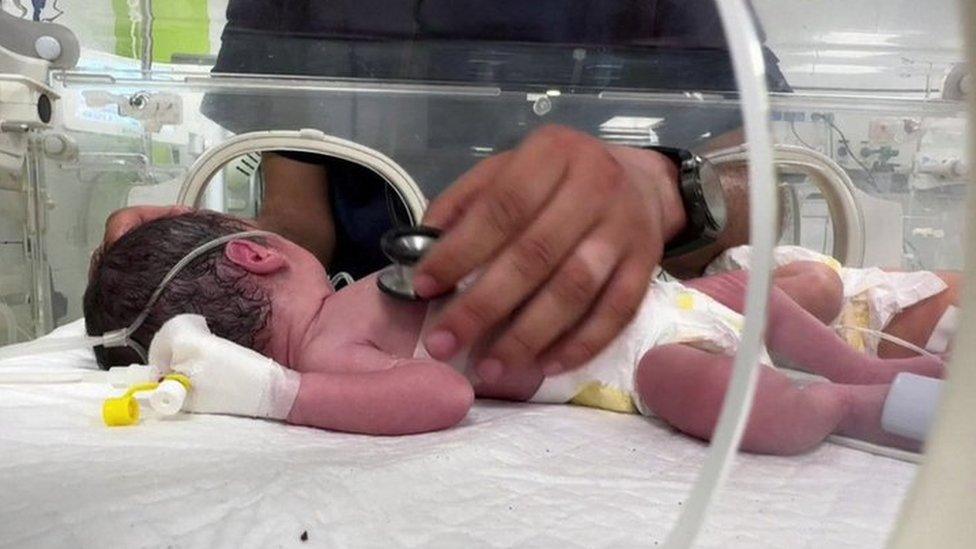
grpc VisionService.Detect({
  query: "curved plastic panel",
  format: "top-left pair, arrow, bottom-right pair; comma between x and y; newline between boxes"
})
708,144 -> 866,266
177,129 -> 427,226
887,2 -> 976,546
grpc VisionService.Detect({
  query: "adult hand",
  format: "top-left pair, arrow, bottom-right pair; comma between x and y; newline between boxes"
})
101,204 -> 194,248
414,125 -> 688,381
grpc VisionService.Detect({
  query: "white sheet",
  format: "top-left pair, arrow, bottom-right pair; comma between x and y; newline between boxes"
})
0,321 -> 916,548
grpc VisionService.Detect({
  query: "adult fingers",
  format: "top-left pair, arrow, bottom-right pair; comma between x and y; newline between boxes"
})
480,227 -> 621,376
419,142 -> 622,360
103,205 -> 192,247
413,126 -> 579,297
540,249 -> 658,375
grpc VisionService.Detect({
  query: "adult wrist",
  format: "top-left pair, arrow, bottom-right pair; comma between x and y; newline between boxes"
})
609,145 -> 687,241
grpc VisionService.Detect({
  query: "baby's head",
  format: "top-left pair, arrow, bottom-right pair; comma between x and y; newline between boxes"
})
84,210 -> 330,368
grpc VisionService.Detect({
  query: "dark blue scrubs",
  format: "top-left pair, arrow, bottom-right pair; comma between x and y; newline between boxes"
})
201,0 -> 791,277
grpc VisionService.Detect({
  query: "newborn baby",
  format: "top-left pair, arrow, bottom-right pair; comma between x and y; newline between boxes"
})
84,212 -> 944,454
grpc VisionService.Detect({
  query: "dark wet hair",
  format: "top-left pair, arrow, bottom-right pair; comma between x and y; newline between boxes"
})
83,211 -> 272,369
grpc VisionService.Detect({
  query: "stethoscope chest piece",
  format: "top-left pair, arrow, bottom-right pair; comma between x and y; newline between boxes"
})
377,225 -> 442,301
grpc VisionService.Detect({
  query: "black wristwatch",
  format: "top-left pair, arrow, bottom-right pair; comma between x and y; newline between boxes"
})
646,146 -> 727,258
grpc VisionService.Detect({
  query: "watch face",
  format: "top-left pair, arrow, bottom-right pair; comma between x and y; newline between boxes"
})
699,159 -> 727,230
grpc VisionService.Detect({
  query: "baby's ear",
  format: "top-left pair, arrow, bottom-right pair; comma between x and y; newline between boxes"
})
224,239 -> 285,275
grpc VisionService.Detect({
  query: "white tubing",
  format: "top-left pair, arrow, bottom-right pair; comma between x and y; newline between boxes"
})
664,1 -> 778,547
835,325 -> 938,359
827,434 -> 922,464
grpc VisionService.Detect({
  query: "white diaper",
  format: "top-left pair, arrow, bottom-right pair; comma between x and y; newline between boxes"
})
530,280 -> 772,416
706,245 -> 948,354
413,278 -> 771,416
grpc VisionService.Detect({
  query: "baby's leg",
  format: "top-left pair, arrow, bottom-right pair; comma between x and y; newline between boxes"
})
635,344 -> 920,454
686,270 -> 943,383
771,261 -> 844,324
879,271 -> 961,358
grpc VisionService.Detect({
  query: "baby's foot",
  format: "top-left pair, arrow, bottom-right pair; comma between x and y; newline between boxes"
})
836,384 -> 923,452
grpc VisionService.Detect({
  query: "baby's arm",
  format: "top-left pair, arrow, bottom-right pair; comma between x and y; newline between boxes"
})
286,349 -> 474,435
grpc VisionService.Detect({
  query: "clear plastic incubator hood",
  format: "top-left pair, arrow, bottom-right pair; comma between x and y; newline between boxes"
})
0,1 -> 972,547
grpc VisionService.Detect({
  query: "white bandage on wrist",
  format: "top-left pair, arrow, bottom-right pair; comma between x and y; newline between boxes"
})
149,314 -> 300,420
263,364 -> 302,420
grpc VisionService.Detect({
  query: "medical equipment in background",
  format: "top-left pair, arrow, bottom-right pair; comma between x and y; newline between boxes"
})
0,10 -> 80,342
377,225 -> 443,301
0,9 -> 77,173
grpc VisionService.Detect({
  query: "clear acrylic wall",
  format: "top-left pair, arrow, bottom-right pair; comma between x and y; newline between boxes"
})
0,1 -> 969,546
0,0 -> 968,338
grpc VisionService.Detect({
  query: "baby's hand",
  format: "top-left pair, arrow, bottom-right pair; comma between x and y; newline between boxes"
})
149,315 -> 300,419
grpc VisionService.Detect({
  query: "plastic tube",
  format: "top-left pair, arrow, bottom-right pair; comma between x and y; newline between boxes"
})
835,325 -> 937,359
664,1 -> 778,547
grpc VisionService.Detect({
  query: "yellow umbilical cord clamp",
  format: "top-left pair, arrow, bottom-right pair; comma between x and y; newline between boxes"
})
102,375 -> 192,427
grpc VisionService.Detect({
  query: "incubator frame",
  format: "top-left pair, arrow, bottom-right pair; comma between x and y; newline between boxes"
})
0,0 -> 974,545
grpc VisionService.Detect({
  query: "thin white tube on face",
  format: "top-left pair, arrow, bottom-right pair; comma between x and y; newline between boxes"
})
664,1 -> 779,547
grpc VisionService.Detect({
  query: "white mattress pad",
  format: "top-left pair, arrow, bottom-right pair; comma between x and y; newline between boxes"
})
0,321 -> 916,547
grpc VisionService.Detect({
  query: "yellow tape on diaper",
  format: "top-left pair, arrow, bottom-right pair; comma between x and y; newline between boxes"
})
838,300 -> 871,353
676,292 -> 696,311
570,382 -> 638,414
822,256 -> 843,274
